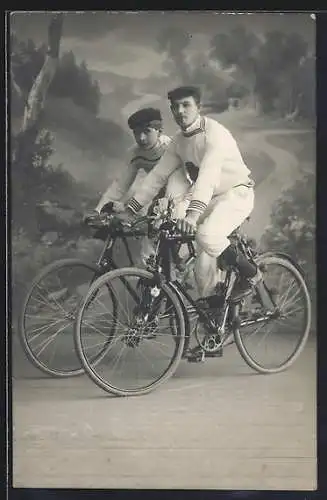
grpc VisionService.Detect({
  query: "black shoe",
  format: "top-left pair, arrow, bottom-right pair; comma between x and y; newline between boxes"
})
184,345 -> 224,362
231,269 -> 263,303
183,346 -> 206,363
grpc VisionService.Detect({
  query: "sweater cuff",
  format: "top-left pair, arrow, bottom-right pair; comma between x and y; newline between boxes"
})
127,197 -> 143,214
187,200 -> 207,214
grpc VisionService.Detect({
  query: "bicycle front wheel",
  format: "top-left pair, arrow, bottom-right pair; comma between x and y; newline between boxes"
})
75,267 -> 186,397
233,253 -> 312,373
19,258 -> 117,377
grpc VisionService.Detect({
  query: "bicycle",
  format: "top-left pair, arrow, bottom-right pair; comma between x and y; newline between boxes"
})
18,202 -> 153,378
74,200 -> 312,397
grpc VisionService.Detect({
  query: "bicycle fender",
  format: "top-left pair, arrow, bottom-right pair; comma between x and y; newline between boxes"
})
258,251 -> 307,279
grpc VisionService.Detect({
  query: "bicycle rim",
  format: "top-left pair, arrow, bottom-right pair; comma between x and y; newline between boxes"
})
18,259 -> 110,377
233,254 -> 312,373
75,267 -> 186,396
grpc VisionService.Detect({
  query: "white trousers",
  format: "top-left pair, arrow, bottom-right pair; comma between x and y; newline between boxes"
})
165,170 -> 255,297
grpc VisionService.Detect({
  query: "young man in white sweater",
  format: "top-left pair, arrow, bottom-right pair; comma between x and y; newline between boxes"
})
83,107 -> 173,265
122,86 -> 262,302
92,107 -> 171,215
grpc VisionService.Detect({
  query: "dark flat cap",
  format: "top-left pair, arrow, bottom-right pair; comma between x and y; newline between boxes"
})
167,86 -> 201,102
127,108 -> 162,130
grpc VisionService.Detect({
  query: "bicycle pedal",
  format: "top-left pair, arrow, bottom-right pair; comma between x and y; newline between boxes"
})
186,350 -> 206,363
205,349 -> 223,358
187,356 -> 205,363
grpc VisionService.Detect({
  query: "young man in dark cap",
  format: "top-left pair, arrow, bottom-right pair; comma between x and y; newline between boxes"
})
93,107 -> 171,214
83,107 -> 172,266
123,86 -> 262,302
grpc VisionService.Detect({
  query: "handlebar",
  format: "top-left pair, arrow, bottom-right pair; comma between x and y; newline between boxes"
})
84,212 -> 156,236
85,212 -> 196,241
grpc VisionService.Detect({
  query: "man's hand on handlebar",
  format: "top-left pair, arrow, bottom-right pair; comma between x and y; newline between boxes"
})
175,212 -> 198,236
112,201 -> 126,213
114,208 -> 136,226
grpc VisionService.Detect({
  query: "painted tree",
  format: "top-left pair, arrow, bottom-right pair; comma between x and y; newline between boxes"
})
50,52 -> 101,115
157,27 -> 191,84
262,171 -> 315,295
210,25 -> 262,109
210,26 -> 310,117
10,14 -> 107,315
11,14 -> 67,240
12,13 -> 64,168
295,54 -> 315,122
186,52 -> 231,107
254,30 -> 308,115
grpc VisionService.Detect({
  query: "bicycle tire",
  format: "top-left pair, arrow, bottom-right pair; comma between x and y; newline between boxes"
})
75,267 -> 186,397
18,258 -> 117,378
233,253 -> 312,374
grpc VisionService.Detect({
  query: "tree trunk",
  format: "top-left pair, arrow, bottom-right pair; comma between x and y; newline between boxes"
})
13,13 -> 64,166
11,67 -> 23,99
242,72 -> 258,112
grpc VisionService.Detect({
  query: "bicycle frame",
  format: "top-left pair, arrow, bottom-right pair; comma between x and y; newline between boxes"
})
145,230 -> 238,341
94,214 -> 278,341
85,222 -> 149,302
145,226 -> 279,341
94,224 -> 143,271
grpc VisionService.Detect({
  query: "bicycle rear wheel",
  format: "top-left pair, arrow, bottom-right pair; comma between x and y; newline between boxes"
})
19,258 -> 117,377
233,253 -> 312,373
75,267 -> 186,397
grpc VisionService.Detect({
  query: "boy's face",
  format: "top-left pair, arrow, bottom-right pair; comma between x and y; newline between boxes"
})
133,126 -> 161,149
170,96 -> 201,129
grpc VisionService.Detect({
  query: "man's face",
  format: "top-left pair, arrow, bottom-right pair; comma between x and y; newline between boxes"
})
133,126 -> 161,149
170,96 -> 200,129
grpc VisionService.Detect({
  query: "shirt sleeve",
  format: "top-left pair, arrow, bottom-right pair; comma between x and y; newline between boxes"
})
95,158 -> 138,212
187,125 -> 234,215
127,141 -> 181,213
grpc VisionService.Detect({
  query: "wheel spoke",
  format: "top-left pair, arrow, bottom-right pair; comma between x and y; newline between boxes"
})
75,268 -> 185,396
234,255 -> 311,373
20,260 -> 103,377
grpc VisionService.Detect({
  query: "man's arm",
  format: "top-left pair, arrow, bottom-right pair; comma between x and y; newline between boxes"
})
127,144 -> 181,214
95,163 -> 138,213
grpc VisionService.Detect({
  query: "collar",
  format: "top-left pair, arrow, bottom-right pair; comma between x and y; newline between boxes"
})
182,115 -> 205,138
